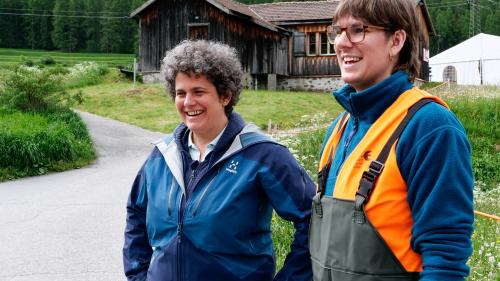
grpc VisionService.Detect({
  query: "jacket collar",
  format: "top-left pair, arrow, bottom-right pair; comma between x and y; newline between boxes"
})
333,71 -> 413,123
173,112 -> 246,165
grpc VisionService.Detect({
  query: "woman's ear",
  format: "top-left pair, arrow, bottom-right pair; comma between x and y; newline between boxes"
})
390,29 -> 407,56
222,92 -> 232,106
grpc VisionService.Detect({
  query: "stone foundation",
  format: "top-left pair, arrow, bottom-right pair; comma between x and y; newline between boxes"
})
141,72 -> 344,93
278,76 -> 344,93
142,72 -> 164,84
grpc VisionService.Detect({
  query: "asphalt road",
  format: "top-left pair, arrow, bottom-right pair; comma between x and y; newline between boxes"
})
0,111 -> 164,281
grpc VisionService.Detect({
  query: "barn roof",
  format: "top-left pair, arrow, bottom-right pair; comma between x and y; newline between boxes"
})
249,1 -> 338,24
130,0 -> 434,34
130,0 -> 282,32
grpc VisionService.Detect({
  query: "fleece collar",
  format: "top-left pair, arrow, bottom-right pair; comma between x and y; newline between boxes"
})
333,71 -> 413,123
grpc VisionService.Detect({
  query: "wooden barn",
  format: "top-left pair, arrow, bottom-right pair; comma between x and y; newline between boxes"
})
130,0 -> 434,91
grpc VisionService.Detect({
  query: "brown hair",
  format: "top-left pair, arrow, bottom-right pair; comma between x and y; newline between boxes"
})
333,0 -> 420,81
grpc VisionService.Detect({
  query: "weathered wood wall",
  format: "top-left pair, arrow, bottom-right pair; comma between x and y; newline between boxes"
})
288,23 -> 341,76
137,0 -> 288,75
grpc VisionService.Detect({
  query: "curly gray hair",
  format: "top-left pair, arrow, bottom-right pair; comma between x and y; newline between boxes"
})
161,40 -> 243,116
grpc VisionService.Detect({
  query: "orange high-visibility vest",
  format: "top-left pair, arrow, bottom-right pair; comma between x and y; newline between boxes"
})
318,88 -> 447,272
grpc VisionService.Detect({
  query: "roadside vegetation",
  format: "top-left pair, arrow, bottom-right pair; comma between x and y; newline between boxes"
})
0,62 -> 102,181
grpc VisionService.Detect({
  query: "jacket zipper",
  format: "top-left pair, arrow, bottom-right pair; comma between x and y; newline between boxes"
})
340,117 -> 359,167
167,179 -> 175,216
191,169 -> 220,216
176,192 -> 184,280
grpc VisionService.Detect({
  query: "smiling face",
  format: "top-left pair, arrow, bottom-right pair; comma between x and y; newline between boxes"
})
175,72 -> 230,142
334,15 -> 400,91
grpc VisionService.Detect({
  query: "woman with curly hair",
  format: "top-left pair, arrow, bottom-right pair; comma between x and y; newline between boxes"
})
123,40 -> 314,281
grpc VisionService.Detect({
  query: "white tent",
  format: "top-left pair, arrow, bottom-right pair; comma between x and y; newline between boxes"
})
429,33 -> 500,85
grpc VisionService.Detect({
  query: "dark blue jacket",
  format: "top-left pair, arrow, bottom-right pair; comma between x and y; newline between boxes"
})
321,71 -> 474,280
123,112 -> 315,281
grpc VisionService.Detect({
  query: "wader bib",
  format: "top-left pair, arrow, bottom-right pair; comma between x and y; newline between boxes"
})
310,89 -> 447,281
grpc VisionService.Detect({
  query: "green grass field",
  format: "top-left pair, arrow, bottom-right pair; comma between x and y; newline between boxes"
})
73,82 -> 343,132
0,48 -> 134,67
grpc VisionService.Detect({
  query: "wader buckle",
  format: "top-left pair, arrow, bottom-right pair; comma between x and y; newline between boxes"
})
353,161 -> 384,224
312,193 -> 323,218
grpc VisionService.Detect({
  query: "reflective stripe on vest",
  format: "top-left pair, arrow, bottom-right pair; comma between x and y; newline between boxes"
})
318,88 -> 448,272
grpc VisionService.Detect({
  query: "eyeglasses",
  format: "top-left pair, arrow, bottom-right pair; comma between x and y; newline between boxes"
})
326,24 -> 391,44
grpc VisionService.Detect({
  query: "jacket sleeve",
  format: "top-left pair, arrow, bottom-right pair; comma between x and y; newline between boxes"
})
257,143 -> 315,281
123,163 -> 152,281
397,104 -> 474,281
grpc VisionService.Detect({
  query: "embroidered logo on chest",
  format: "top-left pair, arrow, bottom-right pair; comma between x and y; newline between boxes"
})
226,160 -> 239,174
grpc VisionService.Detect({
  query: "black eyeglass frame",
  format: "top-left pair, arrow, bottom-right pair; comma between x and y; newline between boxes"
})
326,24 -> 391,44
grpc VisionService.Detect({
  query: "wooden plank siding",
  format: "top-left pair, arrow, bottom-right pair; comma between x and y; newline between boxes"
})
288,23 -> 340,76
137,0 -> 288,75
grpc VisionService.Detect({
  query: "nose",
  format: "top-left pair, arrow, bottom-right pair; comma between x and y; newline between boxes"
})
183,92 -> 195,106
334,31 -> 352,50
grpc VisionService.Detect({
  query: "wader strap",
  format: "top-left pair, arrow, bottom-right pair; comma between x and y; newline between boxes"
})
315,112 -> 349,218
354,99 -> 434,223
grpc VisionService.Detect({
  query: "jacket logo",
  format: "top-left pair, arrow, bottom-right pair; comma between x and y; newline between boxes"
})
355,151 -> 372,168
226,160 -> 239,174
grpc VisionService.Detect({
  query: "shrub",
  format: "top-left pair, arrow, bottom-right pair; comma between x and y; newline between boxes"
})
40,56 -> 56,65
0,65 -> 81,112
0,108 -> 95,180
62,61 -> 110,89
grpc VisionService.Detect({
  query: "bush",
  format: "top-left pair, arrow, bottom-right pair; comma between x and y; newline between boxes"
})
0,108 -> 95,180
0,65 -> 81,112
40,56 -> 56,65
62,61 -> 110,89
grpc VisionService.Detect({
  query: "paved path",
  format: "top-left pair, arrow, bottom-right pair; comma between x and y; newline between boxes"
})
0,111 -> 163,281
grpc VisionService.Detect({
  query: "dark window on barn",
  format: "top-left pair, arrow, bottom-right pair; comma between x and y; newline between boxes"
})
188,23 -> 209,40
320,33 -> 335,55
293,32 -> 306,56
308,33 -> 316,55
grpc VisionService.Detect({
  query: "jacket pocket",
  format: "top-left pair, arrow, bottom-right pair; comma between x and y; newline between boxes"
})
191,170 -> 219,216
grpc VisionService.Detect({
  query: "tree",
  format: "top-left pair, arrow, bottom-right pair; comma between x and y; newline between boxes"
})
100,0 -> 134,53
84,0 -> 103,52
0,0 -> 27,48
25,0 -> 54,50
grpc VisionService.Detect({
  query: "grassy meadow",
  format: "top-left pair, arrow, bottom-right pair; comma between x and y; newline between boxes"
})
73,83 -> 343,132
0,48 -> 134,68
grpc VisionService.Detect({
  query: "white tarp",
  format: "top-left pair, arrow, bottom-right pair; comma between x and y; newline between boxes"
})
429,33 -> 500,85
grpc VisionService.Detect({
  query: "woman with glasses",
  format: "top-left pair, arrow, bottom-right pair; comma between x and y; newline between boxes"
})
310,0 -> 473,280
123,40 -> 315,281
